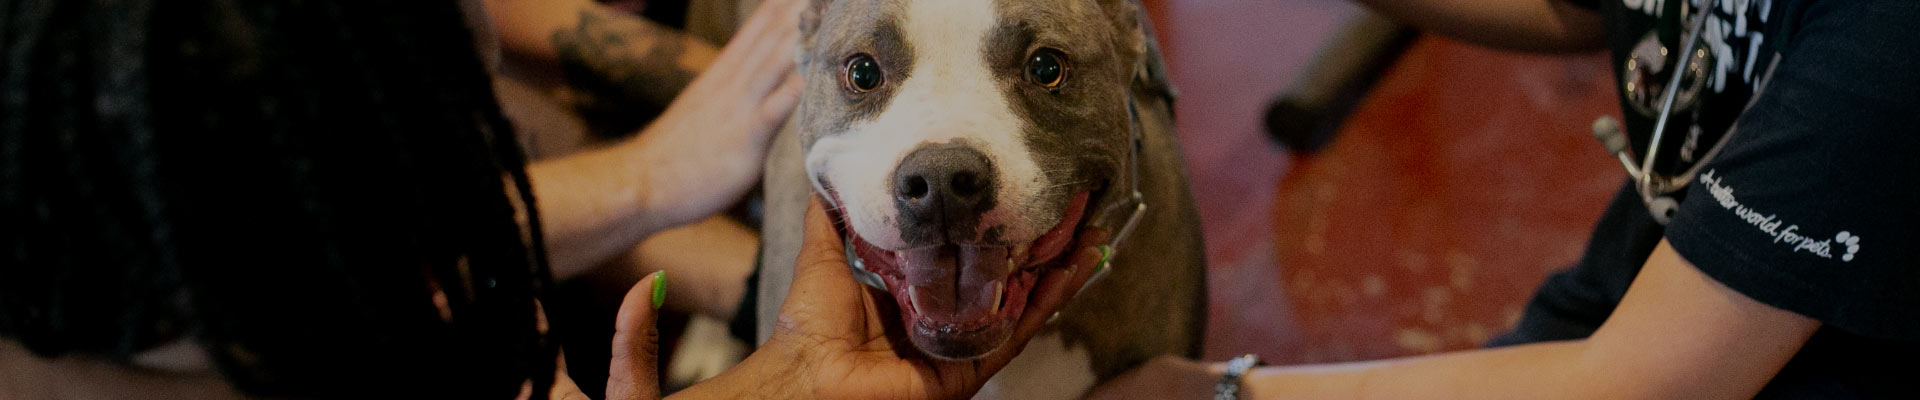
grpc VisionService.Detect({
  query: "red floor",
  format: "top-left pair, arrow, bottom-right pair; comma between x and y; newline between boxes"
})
1157,0 -> 1357,362
1156,1 -> 1626,364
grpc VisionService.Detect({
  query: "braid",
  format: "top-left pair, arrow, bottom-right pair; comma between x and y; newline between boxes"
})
0,0 -> 558,397
0,0 -> 179,358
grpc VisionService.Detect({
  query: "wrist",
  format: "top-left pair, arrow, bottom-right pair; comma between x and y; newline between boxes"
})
678,336 -> 817,400
618,137 -> 676,234
1215,354 -> 1259,400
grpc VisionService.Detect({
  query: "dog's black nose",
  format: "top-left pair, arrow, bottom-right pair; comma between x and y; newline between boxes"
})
893,143 -> 996,242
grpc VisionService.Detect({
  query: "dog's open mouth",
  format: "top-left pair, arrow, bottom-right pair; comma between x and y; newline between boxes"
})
826,191 -> 1091,360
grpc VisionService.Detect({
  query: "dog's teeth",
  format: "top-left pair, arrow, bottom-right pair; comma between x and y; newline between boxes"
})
990,281 -> 1005,313
1007,257 -> 1018,273
908,286 -> 924,313
1012,243 -> 1031,260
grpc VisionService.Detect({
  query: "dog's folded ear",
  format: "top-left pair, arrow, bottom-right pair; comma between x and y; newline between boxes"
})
798,0 -> 831,49
1097,0 -> 1147,66
1098,0 -> 1174,102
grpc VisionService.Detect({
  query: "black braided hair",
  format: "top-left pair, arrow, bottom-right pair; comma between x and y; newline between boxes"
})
0,0 -> 557,397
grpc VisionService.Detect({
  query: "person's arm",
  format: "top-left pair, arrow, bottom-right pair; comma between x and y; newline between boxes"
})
1095,240 -> 1819,400
485,0 -> 718,108
488,15 -> 760,317
1351,0 -> 1605,53
627,216 -> 756,319
566,215 -> 757,319
524,0 -> 804,276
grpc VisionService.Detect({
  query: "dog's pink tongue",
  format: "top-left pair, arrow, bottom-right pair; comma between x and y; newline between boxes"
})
900,245 -> 1010,325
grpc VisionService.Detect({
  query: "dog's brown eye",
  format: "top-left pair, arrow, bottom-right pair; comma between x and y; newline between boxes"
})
1026,49 -> 1067,88
844,54 -> 884,93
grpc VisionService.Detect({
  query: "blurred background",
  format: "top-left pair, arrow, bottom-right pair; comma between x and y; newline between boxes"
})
1145,0 -> 1626,364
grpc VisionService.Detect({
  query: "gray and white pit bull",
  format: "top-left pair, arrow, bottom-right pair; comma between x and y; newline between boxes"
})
754,0 -> 1205,396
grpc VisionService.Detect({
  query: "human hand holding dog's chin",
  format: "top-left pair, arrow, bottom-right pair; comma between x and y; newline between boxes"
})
752,195 -> 1106,399
559,195 -> 1107,400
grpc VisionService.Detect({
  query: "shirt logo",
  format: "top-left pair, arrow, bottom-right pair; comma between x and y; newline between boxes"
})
1699,169 -> 1862,262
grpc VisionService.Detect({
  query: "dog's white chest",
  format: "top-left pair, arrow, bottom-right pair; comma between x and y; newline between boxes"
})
973,332 -> 1098,399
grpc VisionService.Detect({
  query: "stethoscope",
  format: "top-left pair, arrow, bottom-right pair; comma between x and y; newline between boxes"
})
1589,0 -> 1776,225
840,99 -> 1148,297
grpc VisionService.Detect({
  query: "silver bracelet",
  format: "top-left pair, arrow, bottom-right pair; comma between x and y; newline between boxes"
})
1215,354 -> 1259,400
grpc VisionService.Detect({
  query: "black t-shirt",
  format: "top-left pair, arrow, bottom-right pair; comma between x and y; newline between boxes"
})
1490,0 -> 1920,398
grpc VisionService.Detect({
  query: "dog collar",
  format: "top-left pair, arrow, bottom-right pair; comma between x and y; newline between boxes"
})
1077,98 -> 1149,295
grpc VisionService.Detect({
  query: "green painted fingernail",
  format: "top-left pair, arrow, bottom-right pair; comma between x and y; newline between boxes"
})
1095,245 -> 1113,272
651,271 -> 667,309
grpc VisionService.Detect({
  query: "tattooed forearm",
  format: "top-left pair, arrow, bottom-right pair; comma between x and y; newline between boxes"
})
551,7 -> 718,137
